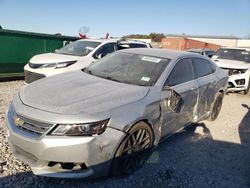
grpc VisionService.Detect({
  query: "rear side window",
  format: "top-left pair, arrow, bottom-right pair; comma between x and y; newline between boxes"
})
93,43 -> 117,59
165,58 -> 194,86
101,43 -> 117,55
192,58 -> 215,79
129,43 -> 147,48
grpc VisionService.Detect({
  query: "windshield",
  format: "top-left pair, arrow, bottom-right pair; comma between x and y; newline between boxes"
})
215,48 -> 250,63
55,40 -> 101,56
83,52 -> 171,86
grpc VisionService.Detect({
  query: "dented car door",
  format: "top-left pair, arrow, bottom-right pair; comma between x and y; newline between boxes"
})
160,58 -> 199,138
191,57 -> 218,119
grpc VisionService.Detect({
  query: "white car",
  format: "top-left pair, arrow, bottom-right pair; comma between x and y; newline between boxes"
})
212,47 -> 250,95
24,39 -> 151,84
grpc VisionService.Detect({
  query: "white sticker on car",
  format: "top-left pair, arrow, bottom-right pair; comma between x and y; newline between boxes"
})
141,76 -> 151,82
86,46 -> 94,50
141,56 -> 161,63
242,51 -> 249,55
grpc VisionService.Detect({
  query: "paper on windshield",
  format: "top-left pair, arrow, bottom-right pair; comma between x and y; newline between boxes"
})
242,51 -> 249,55
141,56 -> 161,63
86,46 -> 94,50
141,76 -> 151,82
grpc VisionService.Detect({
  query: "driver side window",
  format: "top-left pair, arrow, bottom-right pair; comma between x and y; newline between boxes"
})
93,43 -> 117,59
165,58 -> 194,87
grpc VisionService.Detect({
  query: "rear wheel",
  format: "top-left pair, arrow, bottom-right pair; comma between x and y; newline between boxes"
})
112,122 -> 153,177
208,93 -> 223,121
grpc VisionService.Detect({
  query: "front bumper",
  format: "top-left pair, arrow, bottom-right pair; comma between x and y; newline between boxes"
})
24,64 -> 69,84
221,67 -> 250,92
226,71 -> 250,92
6,107 -> 126,178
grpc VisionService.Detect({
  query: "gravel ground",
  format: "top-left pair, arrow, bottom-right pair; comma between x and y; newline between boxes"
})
0,80 -> 250,188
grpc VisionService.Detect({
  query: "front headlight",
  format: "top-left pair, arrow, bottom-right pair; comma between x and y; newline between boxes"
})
39,61 -> 76,69
55,61 -> 76,68
49,119 -> 109,136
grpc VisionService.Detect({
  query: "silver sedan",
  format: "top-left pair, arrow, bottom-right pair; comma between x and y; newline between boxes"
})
6,48 -> 228,178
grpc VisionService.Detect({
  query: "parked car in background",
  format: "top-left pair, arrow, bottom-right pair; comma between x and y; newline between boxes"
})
118,40 -> 152,49
7,48 -> 228,178
212,47 -> 250,94
24,39 -> 151,84
187,48 -> 215,58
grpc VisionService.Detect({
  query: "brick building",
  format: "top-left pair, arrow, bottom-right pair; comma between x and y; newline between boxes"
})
161,37 -> 221,51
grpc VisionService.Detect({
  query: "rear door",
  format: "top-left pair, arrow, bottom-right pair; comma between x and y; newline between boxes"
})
160,57 -> 199,138
191,57 -> 217,119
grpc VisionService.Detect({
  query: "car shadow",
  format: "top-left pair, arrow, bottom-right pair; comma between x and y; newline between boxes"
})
1,109 -> 250,188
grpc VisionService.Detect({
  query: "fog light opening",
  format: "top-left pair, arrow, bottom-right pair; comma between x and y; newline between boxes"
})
48,161 -> 58,167
235,79 -> 245,86
228,82 -> 234,88
60,163 -> 75,170
48,161 -> 87,170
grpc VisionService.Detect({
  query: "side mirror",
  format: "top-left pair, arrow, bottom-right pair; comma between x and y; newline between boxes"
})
93,51 -> 103,59
163,86 -> 183,113
97,53 -> 103,59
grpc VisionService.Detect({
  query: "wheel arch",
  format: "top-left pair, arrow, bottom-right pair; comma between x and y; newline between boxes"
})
110,119 -> 155,176
124,119 -> 155,138
218,88 -> 225,96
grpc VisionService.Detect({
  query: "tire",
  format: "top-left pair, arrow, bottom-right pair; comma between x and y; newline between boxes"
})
208,93 -> 223,121
243,79 -> 250,95
112,122 -> 154,177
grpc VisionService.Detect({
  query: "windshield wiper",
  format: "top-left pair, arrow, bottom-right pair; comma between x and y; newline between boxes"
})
55,51 -> 68,55
100,76 -> 123,83
100,76 -> 146,86
98,75 -> 149,86
82,71 -> 146,86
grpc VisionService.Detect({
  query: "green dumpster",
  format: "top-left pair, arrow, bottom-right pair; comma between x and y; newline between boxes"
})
0,29 -> 79,78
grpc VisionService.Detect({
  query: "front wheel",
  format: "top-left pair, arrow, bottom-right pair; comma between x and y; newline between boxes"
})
112,122 -> 154,177
208,93 -> 223,121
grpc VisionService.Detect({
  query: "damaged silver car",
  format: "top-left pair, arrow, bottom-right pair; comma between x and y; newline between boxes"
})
6,48 -> 228,178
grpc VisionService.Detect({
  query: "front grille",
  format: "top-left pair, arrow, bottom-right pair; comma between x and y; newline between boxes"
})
24,70 -> 45,84
16,115 -> 53,136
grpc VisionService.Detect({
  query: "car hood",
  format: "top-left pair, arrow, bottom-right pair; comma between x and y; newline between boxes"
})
214,59 -> 250,69
19,71 -> 149,115
29,53 -> 80,64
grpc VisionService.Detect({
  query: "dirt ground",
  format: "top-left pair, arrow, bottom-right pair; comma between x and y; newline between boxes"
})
0,80 -> 250,188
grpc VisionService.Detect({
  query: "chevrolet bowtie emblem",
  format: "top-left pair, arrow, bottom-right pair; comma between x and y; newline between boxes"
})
13,116 -> 23,127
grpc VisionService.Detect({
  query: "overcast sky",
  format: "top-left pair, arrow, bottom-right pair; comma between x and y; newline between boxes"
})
0,0 -> 250,38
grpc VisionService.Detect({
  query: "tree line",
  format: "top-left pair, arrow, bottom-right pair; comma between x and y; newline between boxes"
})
123,33 -> 166,42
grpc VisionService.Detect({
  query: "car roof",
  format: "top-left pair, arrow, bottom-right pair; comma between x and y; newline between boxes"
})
121,40 -> 147,44
78,38 -> 118,43
187,48 -> 214,52
120,48 -> 189,59
77,38 -> 147,44
219,47 -> 250,51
